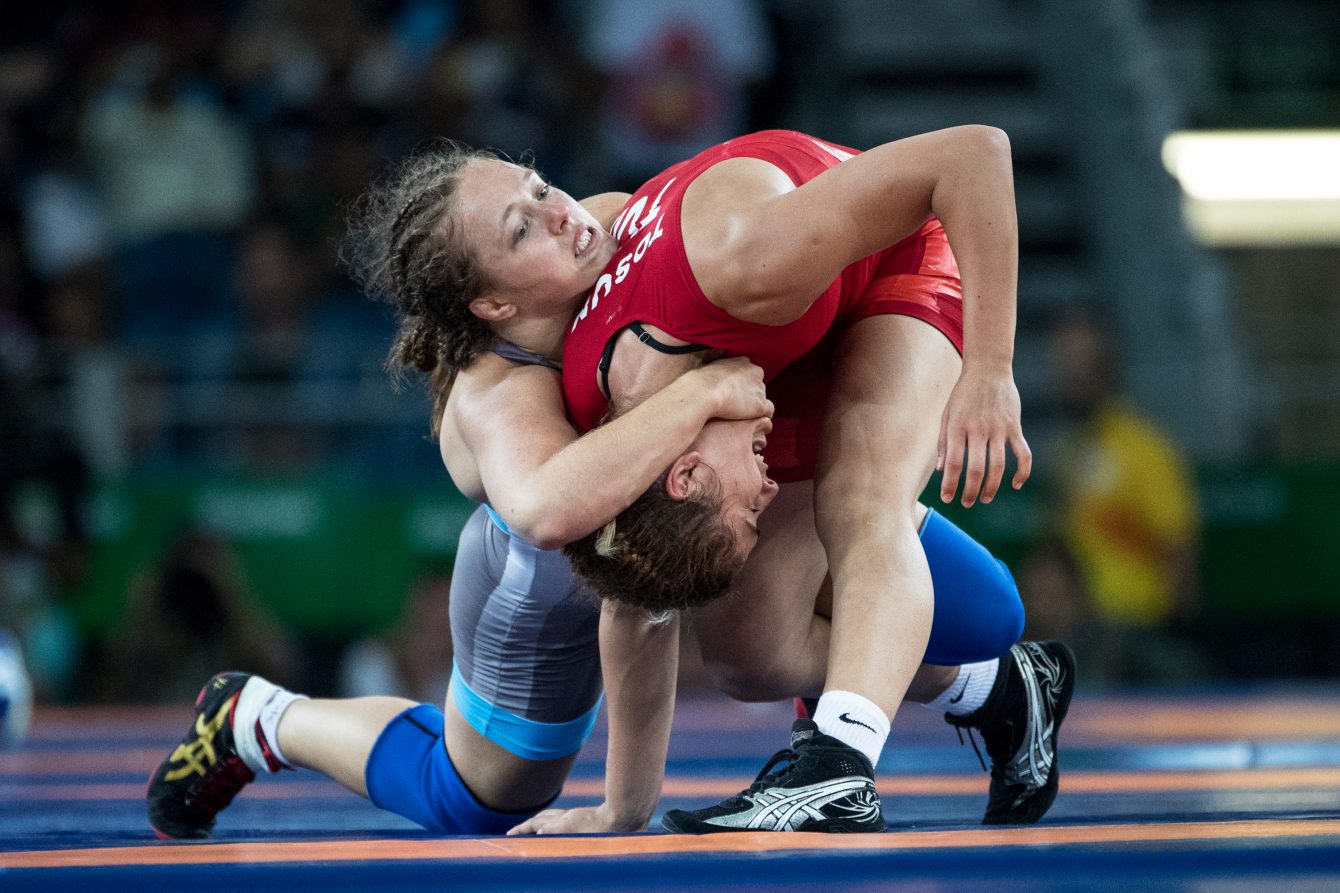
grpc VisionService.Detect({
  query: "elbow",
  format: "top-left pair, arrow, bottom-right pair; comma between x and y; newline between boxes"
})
962,124 -> 1011,163
518,516 -> 574,551
524,514 -> 601,551
498,503 -> 563,550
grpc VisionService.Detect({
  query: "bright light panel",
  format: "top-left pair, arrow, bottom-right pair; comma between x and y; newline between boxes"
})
1161,130 -> 1340,245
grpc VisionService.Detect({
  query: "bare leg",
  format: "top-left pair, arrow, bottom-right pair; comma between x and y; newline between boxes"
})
696,479 -> 957,704
694,481 -> 831,701
815,315 -> 962,718
278,693 -> 576,811
279,696 -> 415,797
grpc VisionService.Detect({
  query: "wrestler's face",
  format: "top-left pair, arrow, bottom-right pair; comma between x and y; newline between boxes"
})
454,159 -> 617,316
688,416 -> 780,555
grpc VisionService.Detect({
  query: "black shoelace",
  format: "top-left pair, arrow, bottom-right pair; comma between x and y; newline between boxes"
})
954,725 -> 990,774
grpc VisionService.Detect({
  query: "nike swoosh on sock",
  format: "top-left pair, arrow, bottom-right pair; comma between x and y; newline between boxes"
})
838,712 -> 877,733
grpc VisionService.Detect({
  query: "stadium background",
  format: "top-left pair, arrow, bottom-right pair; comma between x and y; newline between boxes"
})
1,0 -> 1338,711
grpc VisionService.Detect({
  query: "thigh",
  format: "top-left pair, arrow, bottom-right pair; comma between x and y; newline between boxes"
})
817,314 -> 961,515
693,481 -> 827,659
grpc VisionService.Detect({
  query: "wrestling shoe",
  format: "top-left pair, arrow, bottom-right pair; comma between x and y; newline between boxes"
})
661,719 -> 884,833
946,641 -> 1076,825
147,672 -> 264,839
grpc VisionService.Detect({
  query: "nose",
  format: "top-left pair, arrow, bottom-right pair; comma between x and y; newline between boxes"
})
542,201 -> 569,235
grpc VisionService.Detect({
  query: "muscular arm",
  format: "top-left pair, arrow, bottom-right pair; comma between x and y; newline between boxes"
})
595,602 -> 679,827
454,358 -> 765,549
688,126 -> 1028,503
508,602 -> 679,834
691,126 -> 1016,351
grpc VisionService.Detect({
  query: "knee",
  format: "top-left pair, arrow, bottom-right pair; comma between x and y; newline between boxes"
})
975,560 -> 1026,655
925,558 -> 1025,665
700,646 -> 794,703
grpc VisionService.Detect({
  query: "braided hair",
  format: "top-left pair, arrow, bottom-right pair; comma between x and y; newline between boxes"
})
562,472 -> 744,613
344,140 -> 512,433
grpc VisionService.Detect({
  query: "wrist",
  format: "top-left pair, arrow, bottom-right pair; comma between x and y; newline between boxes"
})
961,350 -> 1014,378
679,368 -> 724,419
602,799 -> 654,831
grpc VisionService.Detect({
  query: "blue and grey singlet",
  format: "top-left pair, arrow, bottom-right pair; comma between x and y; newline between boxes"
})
446,341 -> 603,760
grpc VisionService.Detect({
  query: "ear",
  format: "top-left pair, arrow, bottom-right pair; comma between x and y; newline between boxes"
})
468,293 -> 518,322
664,451 -> 704,502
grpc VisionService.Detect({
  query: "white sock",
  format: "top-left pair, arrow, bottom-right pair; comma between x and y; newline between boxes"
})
232,675 -> 307,774
811,690 -> 890,768
924,659 -> 999,717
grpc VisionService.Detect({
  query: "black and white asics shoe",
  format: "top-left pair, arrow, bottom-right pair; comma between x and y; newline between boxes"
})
947,640 -> 1076,825
661,719 -> 884,833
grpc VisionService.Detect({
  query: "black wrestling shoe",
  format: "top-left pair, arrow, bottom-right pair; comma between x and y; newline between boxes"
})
147,672 -> 256,840
947,641 -> 1076,825
661,719 -> 884,833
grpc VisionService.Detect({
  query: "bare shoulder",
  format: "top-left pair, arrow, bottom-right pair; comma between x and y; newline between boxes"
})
681,158 -> 798,314
451,352 -> 564,430
581,191 -> 633,230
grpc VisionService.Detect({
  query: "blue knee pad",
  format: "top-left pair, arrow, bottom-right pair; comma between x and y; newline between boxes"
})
921,508 -> 1025,666
364,704 -> 548,835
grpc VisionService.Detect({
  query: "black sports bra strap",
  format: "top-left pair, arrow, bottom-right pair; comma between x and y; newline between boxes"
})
599,323 -> 710,398
629,322 -> 711,355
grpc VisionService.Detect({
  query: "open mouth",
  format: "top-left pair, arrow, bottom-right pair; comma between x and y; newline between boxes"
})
575,226 -> 594,257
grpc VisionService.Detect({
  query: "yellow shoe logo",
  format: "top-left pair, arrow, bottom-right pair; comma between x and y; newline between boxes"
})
164,695 -> 236,782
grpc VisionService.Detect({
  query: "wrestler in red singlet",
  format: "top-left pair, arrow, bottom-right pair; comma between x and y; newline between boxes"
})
562,130 -> 965,481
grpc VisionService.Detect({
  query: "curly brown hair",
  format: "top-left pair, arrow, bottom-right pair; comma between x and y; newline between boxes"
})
343,140 -> 518,433
562,473 -> 745,613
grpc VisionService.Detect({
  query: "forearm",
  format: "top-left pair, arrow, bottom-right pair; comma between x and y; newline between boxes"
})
599,602 -> 679,828
927,126 -> 1019,374
508,375 -> 716,548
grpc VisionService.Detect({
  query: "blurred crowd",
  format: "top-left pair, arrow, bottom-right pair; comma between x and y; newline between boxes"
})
0,1 -> 1231,714
0,0 -> 791,707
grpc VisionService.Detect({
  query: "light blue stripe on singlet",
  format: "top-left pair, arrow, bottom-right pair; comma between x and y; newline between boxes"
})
483,504 -> 511,535
449,661 -> 602,760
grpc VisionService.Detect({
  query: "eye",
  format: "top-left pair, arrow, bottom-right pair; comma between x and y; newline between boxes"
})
515,222 -> 528,242
538,182 -> 551,199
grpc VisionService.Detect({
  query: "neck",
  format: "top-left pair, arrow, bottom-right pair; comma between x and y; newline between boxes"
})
492,313 -> 569,365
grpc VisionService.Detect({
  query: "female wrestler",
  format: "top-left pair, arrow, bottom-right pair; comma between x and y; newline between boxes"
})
526,128 -> 1072,832
146,131 -> 1063,840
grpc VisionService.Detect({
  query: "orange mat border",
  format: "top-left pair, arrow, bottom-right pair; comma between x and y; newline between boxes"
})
10,766 -> 1340,801
5,818 -> 1340,869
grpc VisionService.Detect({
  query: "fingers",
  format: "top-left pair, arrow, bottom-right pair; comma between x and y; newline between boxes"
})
1011,431 -> 1033,489
939,423 -> 964,504
936,407 -> 949,473
943,424 -> 1029,506
980,435 -> 1008,504
960,430 -> 987,507
506,808 -> 562,836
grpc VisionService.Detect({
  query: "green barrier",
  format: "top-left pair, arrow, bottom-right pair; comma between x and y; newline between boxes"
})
931,464 -> 1337,620
65,464 -> 1340,640
71,474 -> 476,637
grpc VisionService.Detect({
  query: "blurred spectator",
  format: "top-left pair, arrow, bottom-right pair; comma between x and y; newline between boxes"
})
41,265 -> 139,479
1043,310 -> 1212,684
81,38 -> 256,339
573,0 -> 775,187
100,528 -> 298,703
415,0 -> 586,188
223,217 -> 324,470
339,569 -> 453,703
